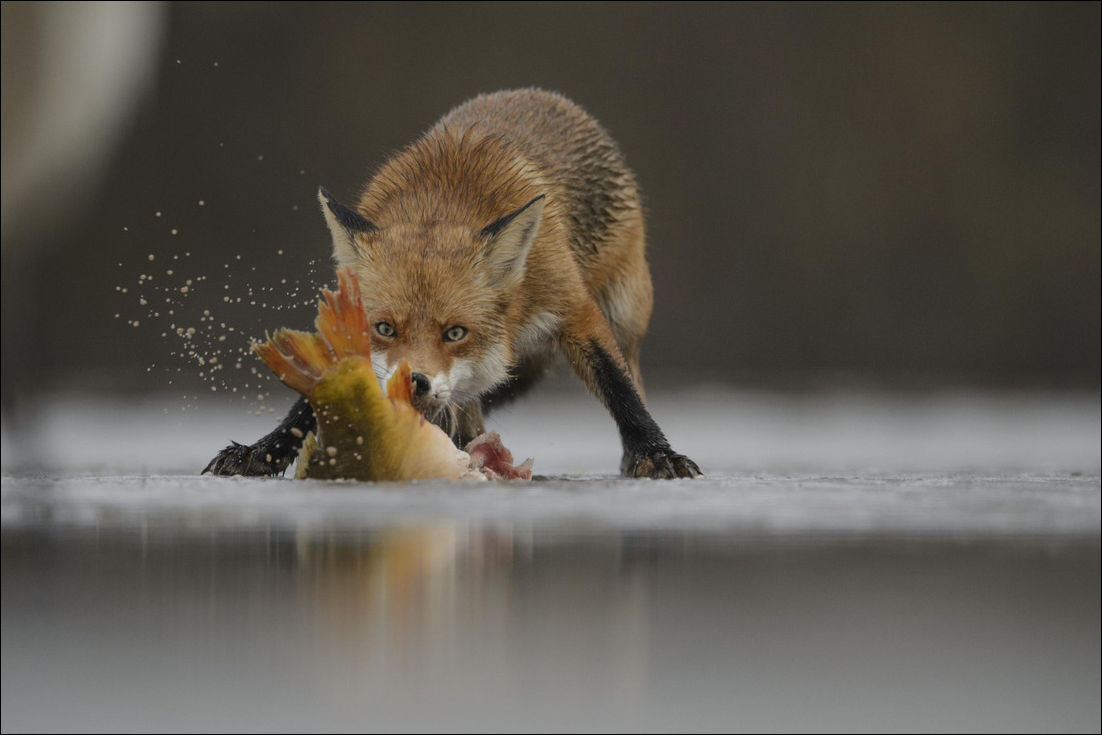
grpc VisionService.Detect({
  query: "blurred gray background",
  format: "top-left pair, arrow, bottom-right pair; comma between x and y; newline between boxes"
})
2,2 -> 1099,412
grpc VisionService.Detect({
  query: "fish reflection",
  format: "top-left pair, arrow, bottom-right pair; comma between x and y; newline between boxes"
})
295,524 -> 519,644
292,524 -> 651,713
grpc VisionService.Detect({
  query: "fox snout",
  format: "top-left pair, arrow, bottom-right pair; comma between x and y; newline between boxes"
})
403,369 -> 466,443
403,369 -> 454,412
410,372 -> 431,398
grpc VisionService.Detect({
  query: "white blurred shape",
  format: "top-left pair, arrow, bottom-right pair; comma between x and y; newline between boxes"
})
1,1 -> 165,245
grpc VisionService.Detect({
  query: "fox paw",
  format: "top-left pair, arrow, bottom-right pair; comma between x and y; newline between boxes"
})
202,441 -> 292,477
622,449 -> 703,479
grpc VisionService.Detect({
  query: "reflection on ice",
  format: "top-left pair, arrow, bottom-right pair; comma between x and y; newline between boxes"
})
2,521 -> 1098,731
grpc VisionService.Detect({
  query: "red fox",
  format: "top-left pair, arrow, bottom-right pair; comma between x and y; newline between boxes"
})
205,89 -> 701,479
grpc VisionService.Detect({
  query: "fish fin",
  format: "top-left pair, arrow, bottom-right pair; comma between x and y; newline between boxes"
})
253,268 -> 372,395
253,331 -> 324,395
316,268 -> 372,361
294,431 -> 317,479
386,360 -> 415,405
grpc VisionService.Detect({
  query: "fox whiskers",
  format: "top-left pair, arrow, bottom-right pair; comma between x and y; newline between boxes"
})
428,401 -> 459,441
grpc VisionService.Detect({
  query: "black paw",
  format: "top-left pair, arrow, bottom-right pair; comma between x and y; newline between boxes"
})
622,449 -> 704,479
202,441 -> 293,477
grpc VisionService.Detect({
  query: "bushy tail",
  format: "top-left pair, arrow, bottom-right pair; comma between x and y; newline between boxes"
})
253,268 -> 373,395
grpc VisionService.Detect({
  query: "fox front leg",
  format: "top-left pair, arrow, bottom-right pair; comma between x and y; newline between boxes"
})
560,302 -> 703,479
203,395 -> 317,476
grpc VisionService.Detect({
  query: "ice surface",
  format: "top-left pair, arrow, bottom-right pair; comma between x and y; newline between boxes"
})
2,388 -> 1100,732
3,470 -> 1100,538
3,387 -> 1098,535
4,386 -> 1101,475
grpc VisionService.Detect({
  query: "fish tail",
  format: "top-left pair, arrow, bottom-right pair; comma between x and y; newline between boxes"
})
316,268 -> 372,360
253,268 -> 373,395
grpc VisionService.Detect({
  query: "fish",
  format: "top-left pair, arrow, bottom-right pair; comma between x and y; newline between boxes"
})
252,268 -> 533,482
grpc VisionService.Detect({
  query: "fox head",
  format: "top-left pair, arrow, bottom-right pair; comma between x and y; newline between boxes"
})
317,186 -> 544,430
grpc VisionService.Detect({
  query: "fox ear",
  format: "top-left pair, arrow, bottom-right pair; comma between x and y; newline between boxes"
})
479,195 -> 545,288
319,187 -> 377,266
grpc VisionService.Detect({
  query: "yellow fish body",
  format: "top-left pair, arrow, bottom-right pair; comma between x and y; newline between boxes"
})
253,270 -> 483,482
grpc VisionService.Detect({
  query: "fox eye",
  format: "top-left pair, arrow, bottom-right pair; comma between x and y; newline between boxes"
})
374,322 -> 396,338
443,325 -> 468,342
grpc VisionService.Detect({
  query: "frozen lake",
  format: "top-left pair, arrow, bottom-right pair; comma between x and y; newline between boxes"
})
3,388 -> 1100,731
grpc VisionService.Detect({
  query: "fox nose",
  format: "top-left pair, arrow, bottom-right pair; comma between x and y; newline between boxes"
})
410,372 -> 431,398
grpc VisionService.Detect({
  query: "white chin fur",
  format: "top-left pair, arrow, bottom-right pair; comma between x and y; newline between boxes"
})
449,345 -> 509,398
